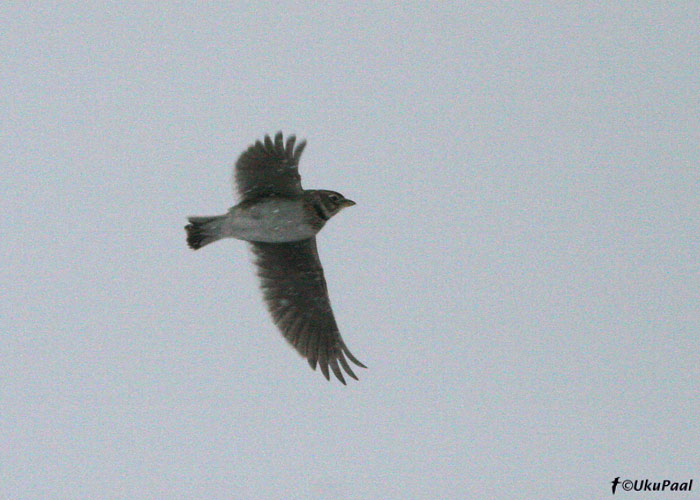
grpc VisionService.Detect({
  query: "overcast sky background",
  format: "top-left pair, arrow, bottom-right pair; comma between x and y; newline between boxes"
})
2,2 -> 698,499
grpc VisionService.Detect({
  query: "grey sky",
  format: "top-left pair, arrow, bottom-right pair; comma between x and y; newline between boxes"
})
2,2 -> 698,499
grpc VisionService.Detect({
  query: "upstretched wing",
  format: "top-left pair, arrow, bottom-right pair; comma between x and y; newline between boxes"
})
250,238 -> 366,384
234,132 -> 306,200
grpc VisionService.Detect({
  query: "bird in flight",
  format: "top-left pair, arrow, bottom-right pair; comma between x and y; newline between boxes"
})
185,132 -> 365,384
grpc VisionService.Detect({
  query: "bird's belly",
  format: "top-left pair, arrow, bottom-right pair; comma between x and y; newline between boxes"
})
225,200 -> 319,243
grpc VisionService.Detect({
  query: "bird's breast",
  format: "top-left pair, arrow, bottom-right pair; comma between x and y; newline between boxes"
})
225,198 -> 322,243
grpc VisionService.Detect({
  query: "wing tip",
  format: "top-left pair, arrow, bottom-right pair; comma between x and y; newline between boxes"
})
293,140 -> 307,163
342,344 -> 367,369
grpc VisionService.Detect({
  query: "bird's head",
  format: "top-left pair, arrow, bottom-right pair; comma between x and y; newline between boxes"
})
310,189 -> 356,220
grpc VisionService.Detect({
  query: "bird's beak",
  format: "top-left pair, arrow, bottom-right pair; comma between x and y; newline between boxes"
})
342,199 -> 356,208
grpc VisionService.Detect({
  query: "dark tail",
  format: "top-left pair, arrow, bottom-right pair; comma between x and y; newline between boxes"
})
185,215 -> 226,250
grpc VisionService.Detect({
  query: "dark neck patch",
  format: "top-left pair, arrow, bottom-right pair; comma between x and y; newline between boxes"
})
313,199 -> 331,221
